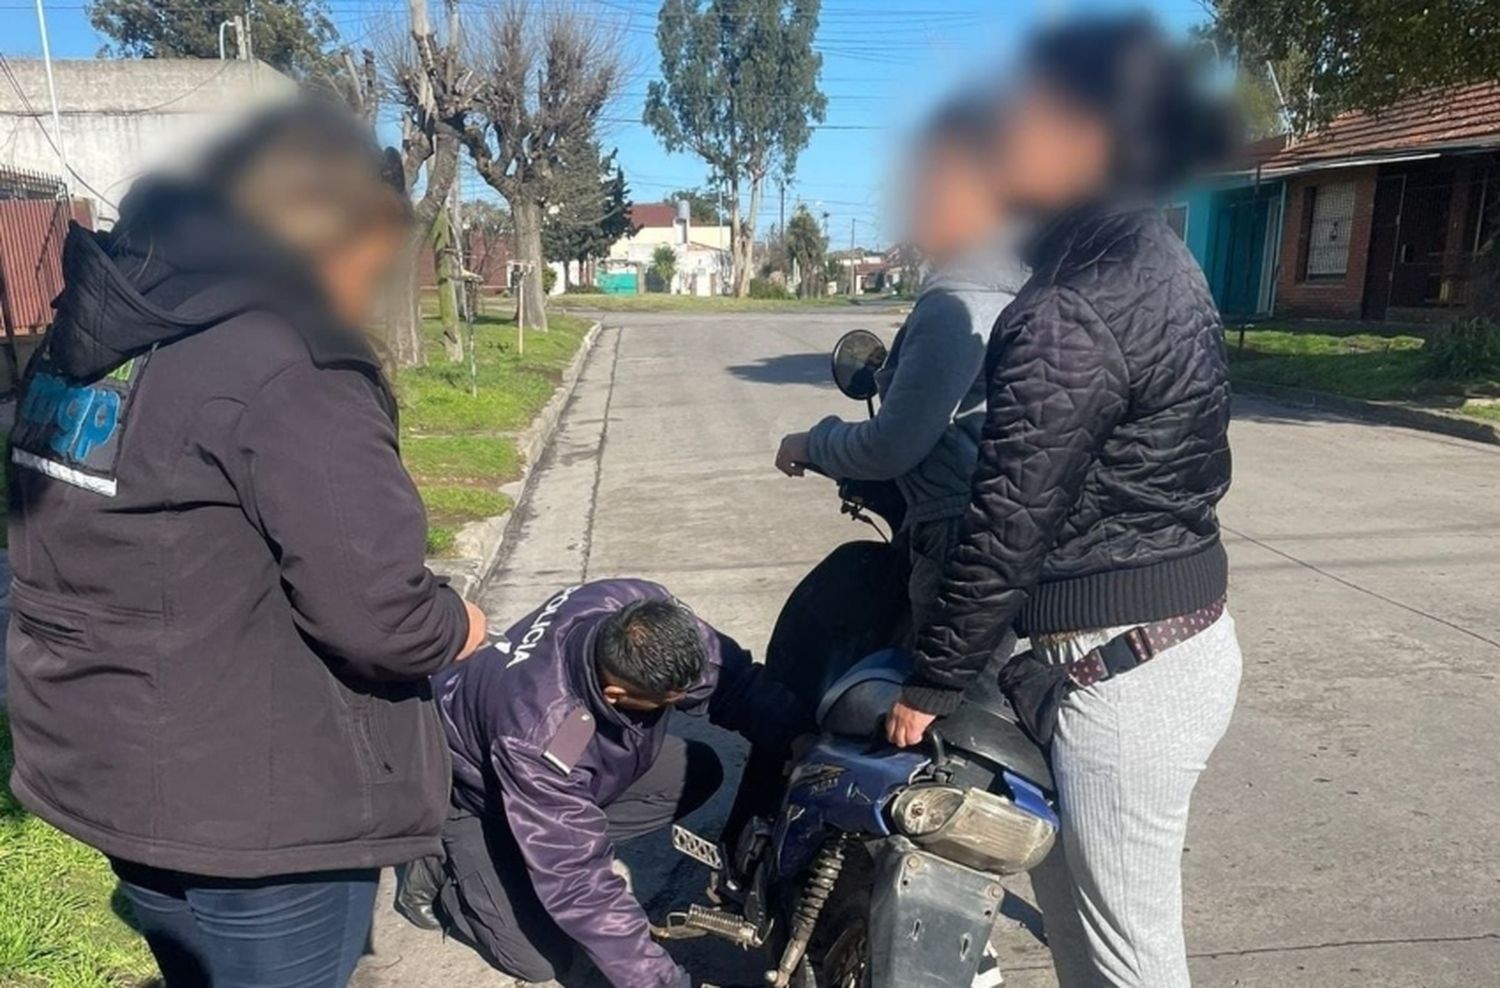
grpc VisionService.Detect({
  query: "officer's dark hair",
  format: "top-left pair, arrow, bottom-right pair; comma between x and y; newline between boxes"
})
595,599 -> 706,695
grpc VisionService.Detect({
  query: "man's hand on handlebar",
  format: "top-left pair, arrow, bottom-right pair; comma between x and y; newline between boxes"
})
775,432 -> 812,477
886,699 -> 937,748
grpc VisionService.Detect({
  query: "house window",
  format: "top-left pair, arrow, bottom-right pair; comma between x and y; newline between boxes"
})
1163,204 -> 1188,240
1304,181 -> 1355,279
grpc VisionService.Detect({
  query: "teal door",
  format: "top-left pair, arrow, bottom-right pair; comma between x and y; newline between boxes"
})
1208,188 -> 1276,317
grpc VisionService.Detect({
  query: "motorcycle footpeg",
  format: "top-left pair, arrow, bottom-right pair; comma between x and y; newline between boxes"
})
653,904 -> 766,950
672,824 -> 725,870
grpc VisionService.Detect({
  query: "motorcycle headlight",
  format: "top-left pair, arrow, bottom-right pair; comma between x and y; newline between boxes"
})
890,785 -> 1056,875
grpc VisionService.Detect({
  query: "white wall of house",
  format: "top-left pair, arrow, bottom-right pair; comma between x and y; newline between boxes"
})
0,59 -> 296,225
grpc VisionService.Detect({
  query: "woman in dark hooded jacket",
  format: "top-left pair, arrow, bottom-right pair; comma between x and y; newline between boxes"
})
884,18 -> 1241,988
6,104 -> 487,986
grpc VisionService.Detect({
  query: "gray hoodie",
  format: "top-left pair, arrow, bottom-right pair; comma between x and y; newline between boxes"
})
806,242 -> 1028,524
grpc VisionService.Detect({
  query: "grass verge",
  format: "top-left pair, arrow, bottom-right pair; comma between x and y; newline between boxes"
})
1227,328 -> 1500,415
398,307 -> 589,554
0,713 -> 159,988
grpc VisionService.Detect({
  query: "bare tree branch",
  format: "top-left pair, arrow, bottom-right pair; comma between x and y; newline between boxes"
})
460,0 -> 625,331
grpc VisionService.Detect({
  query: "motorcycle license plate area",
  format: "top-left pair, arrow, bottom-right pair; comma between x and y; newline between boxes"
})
868,838 -> 1004,988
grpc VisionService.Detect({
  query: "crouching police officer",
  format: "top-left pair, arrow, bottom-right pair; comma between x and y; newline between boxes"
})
396,579 -> 809,988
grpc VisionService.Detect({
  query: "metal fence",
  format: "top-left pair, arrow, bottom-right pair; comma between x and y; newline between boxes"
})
0,167 -> 90,335
0,166 -> 91,391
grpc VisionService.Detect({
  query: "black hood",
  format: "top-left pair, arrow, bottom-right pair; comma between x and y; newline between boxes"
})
48,179 -> 380,382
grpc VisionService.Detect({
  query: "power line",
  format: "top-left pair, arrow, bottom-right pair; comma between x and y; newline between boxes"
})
0,50 -> 117,207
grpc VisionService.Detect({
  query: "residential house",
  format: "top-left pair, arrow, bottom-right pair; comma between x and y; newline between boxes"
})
416,229 -> 513,292
603,201 -> 732,295
0,59 -> 296,226
833,247 -> 901,296
1178,82 -> 1500,323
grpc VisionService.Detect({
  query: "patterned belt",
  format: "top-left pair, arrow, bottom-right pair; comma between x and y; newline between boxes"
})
1065,597 -> 1227,689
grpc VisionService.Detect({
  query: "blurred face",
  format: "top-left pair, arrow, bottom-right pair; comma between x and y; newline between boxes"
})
315,218 -> 406,329
993,82 -> 1113,213
909,141 -> 1002,263
600,669 -> 686,714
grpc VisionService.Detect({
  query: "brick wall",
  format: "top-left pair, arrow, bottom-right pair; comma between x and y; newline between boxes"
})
1273,166 -> 1378,320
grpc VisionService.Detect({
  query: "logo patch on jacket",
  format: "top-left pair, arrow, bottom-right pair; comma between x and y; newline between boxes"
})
541,707 -> 595,775
11,352 -> 148,497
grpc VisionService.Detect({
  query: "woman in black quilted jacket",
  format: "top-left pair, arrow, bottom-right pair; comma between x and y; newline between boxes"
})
885,17 -> 1241,988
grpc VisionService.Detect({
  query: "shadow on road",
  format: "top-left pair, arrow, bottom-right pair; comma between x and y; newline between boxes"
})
727,352 -> 832,387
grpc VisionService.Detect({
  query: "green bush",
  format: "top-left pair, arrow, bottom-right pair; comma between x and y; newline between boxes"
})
649,245 -> 677,293
541,266 -> 558,295
748,277 -> 792,300
566,283 -> 605,295
1423,317 -> 1500,379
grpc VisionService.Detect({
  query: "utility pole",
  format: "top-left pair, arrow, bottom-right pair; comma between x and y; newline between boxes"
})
32,0 -> 70,192
848,217 -> 857,297
777,177 -> 786,236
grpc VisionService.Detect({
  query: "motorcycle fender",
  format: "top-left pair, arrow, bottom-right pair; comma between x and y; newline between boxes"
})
867,837 -> 1002,988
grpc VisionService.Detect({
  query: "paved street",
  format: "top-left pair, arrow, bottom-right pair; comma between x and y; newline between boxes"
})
357,310 -> 1500,988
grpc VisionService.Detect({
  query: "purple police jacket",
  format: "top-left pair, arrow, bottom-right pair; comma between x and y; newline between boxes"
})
433,579 -> 807,988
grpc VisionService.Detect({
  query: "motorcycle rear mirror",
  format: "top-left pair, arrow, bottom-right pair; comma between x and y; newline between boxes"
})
830,330 -> 887,402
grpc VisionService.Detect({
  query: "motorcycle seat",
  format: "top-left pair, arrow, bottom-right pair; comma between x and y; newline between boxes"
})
817,649 -> 1055,794
816,648 -> 910,737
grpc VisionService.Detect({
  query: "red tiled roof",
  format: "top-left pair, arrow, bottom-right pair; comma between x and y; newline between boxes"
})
1244,82 -> 1500,174
627,203 -> 679,228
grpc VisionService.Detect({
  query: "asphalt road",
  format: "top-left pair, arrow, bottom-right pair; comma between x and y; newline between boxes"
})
356,309 -> 1500,988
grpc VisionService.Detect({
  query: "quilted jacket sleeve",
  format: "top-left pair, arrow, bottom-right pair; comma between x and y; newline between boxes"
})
904,284 -> 1130,714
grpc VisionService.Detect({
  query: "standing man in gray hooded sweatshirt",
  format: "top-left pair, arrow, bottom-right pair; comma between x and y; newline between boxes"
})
776,99 -> 1027,629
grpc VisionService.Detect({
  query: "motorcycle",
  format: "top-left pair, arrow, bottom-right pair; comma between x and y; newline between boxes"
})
658,331 -> 1058,988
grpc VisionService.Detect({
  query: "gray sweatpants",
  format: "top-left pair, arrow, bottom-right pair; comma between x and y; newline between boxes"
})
1028,612 -> 1241,987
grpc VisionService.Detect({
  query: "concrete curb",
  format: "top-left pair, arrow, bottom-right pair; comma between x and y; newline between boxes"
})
427,320 -> 603,597
1234,380 -> 1500,447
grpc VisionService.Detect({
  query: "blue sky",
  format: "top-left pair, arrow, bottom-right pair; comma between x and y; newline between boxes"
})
0,0 -> 1209,246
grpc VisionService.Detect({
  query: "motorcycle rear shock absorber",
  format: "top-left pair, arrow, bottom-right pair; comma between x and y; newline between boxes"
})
767,837 -> 849,987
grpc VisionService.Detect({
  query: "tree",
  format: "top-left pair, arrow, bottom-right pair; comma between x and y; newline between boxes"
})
462,1 -> 622,331
543,148 -> 636,289
670,186 -> 723,224
785,205 -> 826,298
1207,1 -> 1500,130
758,223 -> 789,279
88,0 -> 338,77
645,0 -> 826,297
649,244 -> 678,293
461,199 -> 511,278
383,0 -> 480,364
